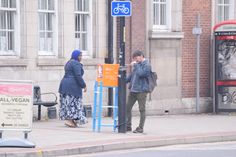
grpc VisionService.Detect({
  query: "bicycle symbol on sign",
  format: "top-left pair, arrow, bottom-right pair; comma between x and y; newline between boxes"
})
113,3 -> 129,15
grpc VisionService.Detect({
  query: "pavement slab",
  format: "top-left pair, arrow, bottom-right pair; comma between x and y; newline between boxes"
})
1,114 -> 236,157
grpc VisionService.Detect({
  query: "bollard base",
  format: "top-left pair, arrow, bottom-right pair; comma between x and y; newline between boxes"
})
0,138 -> 35,148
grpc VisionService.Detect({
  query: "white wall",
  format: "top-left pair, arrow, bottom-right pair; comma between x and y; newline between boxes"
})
0,0 -> 108,120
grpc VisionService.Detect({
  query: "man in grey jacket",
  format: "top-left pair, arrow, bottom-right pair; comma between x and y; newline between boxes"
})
126,50 -> 151,133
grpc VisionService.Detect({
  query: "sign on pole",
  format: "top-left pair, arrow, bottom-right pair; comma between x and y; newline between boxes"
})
97,64 -> 119,87
111,0 -> 131,133
192,14 -> 202,113
111,1 -> 132,17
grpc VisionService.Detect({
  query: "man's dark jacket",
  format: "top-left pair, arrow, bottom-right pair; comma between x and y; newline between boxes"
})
126,59 -> 151,93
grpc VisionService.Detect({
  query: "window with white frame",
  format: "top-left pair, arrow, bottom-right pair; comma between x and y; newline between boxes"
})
0,0 -> 17,55
75,0 -> 90,54
217,0 -> 234,23
153,0 -> 171,31
38,0 -> 56,55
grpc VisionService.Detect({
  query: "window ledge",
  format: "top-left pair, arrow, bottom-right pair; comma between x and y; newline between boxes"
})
37,58 -> 104,66
149,31 -> 184,39
37,58 -> 65,66
0,58 -> 28,67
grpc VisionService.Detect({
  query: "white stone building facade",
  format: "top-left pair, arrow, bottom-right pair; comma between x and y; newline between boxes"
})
1,0 -> 236,119
0,0 -> 110,119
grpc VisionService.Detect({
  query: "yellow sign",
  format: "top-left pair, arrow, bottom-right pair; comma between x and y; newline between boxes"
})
97,64 -> 119,87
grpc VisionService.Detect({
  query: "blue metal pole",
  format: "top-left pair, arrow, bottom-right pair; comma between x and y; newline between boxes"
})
92,81 -> 98,131
98,82 -> 103,132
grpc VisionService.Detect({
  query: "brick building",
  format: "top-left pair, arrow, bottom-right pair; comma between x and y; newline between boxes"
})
0,0 -> 235,118
124,0 -> 235,114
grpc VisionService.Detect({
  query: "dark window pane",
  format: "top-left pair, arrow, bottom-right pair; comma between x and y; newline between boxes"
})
160,3 -> 166,25
39,32 -> 45,38
153,3 -> 157,25
1,0 -> 8,7
39,0 -> 47,10
224,0 -> 229,4
7,11 -> 14,29
0,31 -> 6,37
39,13 -> 45,30
84,0 -> 89,11
0,11 -> 6,29
82,14 -> 87,31
48,0 -> 54,10
0,31 -> 6,51
75,14 -> 80,31
39,32 -> 45,51
9,0 -> 16,8
224,6 -> 229,20
47,32 -> 52,38
156,3 -> 160,25
47,13 -> 53,30
76,0 -> 82,11
82,33 -> 87,50
8,31 -> 14,50
75,33 -> 80,38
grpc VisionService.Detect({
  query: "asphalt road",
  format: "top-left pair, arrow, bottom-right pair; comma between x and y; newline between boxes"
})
64,141 -> 236,157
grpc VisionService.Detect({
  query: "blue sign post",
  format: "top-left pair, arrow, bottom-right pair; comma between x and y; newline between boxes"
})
111,1 -> 131,133
111,1 -> 132,17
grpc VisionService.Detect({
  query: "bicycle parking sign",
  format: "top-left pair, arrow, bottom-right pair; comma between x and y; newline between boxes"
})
111,1 -> 132,17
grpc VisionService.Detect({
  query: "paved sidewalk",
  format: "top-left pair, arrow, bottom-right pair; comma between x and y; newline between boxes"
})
1,114 -> 236,157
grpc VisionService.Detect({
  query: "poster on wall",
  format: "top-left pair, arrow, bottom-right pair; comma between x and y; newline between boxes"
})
215,31 -> 236,80
0,80 -> 33,131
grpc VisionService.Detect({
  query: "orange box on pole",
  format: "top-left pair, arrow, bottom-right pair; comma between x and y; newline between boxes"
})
96,64 -> 119,87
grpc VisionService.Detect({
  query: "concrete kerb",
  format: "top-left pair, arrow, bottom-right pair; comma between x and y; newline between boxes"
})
1,133 -> 236,157
223,134 -> 236,141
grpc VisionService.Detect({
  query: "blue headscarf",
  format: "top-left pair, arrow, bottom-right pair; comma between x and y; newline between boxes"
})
71,49 -> 81,61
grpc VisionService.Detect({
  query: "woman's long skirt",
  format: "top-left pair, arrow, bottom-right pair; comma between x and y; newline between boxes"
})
59,94 -> 87,125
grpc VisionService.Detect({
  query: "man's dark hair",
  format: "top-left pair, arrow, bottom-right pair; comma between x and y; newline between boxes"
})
132,50 -> 144,58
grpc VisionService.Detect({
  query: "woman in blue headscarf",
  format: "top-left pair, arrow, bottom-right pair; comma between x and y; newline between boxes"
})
59,50 -> 87,127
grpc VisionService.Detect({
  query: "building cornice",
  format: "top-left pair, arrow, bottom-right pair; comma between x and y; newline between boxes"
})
149,31 -> 184,39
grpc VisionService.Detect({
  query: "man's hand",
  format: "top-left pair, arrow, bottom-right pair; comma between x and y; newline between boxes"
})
84,87 -> 87,92
131,61 -> 137,66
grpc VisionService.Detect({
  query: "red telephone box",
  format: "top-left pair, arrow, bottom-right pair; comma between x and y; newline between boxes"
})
214,20 -> 236,112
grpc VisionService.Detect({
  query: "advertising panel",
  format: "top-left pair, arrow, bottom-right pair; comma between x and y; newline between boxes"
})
0,81 -> 33,131
214,21 -> 236,111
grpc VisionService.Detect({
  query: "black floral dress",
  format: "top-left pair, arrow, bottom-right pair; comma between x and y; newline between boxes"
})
59,94 -> 87,125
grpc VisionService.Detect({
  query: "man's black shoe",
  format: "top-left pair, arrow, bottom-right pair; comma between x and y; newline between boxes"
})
126,127 -> 132,132
133,127 -> 143,133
